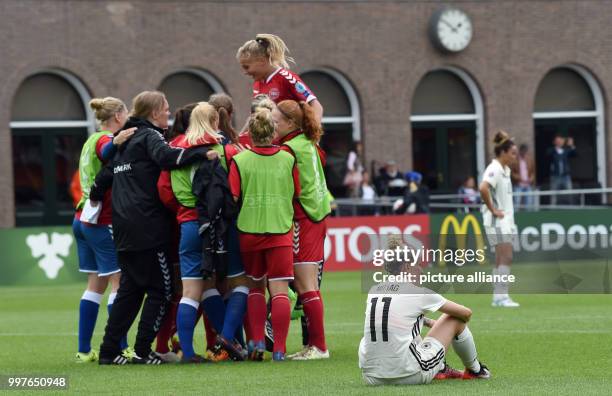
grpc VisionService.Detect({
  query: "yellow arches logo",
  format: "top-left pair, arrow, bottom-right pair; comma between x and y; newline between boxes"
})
438,214 -> 486,265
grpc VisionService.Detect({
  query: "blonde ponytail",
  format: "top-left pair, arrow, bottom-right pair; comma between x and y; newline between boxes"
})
186,102 -> 223,145
236,33 -> 295,69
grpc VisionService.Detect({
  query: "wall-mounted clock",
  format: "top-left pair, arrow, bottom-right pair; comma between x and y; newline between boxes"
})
429,8 -> 473,53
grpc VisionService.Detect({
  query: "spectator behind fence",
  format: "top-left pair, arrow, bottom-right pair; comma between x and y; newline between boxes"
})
375,160 -> 407,196
458,176 -> 480,212
343,142 -> 364,198
358,171 -> 377,216
510,144 -> 536,210
546,134 -> 576,205
394,171 -> 429,214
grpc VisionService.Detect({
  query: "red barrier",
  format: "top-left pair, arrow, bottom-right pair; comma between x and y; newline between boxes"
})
324,214 -> 431,271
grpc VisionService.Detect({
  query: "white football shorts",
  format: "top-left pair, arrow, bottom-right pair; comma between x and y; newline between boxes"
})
362,337 -> 445,386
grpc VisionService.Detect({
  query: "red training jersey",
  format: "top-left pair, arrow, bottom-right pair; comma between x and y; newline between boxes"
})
253,68 -> 317,104
238,131 -> 253,149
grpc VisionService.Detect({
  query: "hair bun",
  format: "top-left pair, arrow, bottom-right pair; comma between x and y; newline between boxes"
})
254,107 -> 271,120
89,98 -> 105,111
494,130 -> 510,146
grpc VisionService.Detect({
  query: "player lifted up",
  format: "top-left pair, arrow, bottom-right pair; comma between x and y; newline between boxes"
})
236,33 -> 323,123
359,238 -> 490,385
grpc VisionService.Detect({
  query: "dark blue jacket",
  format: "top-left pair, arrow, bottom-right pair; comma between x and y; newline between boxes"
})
546,146 -> 576,177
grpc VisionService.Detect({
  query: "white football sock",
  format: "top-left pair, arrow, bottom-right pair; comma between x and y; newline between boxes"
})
452,326 -> 480,372
497,264 -> 511,297
493,265 -> 512,299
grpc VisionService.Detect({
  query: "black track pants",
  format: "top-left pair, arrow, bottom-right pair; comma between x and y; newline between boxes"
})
99,247 -> 173,359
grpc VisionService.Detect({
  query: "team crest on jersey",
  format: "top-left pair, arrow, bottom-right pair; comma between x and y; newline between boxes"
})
269,88 -> 280,100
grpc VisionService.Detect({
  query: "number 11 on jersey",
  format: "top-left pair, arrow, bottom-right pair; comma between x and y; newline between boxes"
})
369,297 -> 392,342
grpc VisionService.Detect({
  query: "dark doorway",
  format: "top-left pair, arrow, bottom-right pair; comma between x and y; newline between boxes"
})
13,128 -> 87,226
534,117 -> 598,190
412,121 -> 477,193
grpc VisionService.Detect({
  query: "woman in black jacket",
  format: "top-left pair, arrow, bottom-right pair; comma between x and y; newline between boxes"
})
93,91 -> 211,365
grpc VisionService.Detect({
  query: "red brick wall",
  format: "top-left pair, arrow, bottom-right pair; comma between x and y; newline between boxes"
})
1,0 -> 610,227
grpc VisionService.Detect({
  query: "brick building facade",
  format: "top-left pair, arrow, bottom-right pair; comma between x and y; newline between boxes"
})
1,0 -> 610,227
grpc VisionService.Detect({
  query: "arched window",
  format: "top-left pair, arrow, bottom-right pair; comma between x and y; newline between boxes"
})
300,69 -> 360,197
158,68 -> 224,114
11,70 -> 94,226
533,66 -> 605,193
411,67 -> 484,192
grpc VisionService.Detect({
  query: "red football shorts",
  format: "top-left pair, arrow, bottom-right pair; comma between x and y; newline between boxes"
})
241,246 -> 294,282
293,217 -> 327,264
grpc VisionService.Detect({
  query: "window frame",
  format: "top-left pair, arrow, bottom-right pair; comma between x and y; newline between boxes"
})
532,64 -> 606,194
410,66 -> 485,180
300,68 -> 361,142
10,69 -> 94,226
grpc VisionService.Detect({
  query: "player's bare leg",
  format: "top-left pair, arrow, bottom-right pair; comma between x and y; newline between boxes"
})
427,314 -> 490,379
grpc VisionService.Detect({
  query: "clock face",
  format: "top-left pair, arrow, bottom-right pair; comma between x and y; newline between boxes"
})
433,8 -> 473,52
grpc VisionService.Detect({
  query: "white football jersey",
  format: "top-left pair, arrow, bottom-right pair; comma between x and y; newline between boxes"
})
481,159 -> 514,228
358,282 -> 446,378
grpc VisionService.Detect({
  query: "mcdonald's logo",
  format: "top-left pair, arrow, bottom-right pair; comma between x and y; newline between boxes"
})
438,214 -> 486,265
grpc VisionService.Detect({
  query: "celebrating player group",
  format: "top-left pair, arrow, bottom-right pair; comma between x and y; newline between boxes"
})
72,32 -> 502,387
73,34 -> 329,365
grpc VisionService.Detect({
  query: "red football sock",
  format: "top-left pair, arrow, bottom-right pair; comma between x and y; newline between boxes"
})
317,290 -> 325,318
271,293 -> 291,354
247,288 -> 267,343
243,309 -> 251,342
155,297 -> 179,353
301,291 -> 326,351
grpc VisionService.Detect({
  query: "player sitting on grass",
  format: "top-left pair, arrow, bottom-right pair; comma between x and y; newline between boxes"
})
359,237 -> 490,385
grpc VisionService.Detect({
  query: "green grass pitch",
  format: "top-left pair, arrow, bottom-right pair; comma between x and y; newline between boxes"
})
1,271 -> 611,395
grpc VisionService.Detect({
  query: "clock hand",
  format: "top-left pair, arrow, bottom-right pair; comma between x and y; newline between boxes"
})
440,18 -> 457,32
